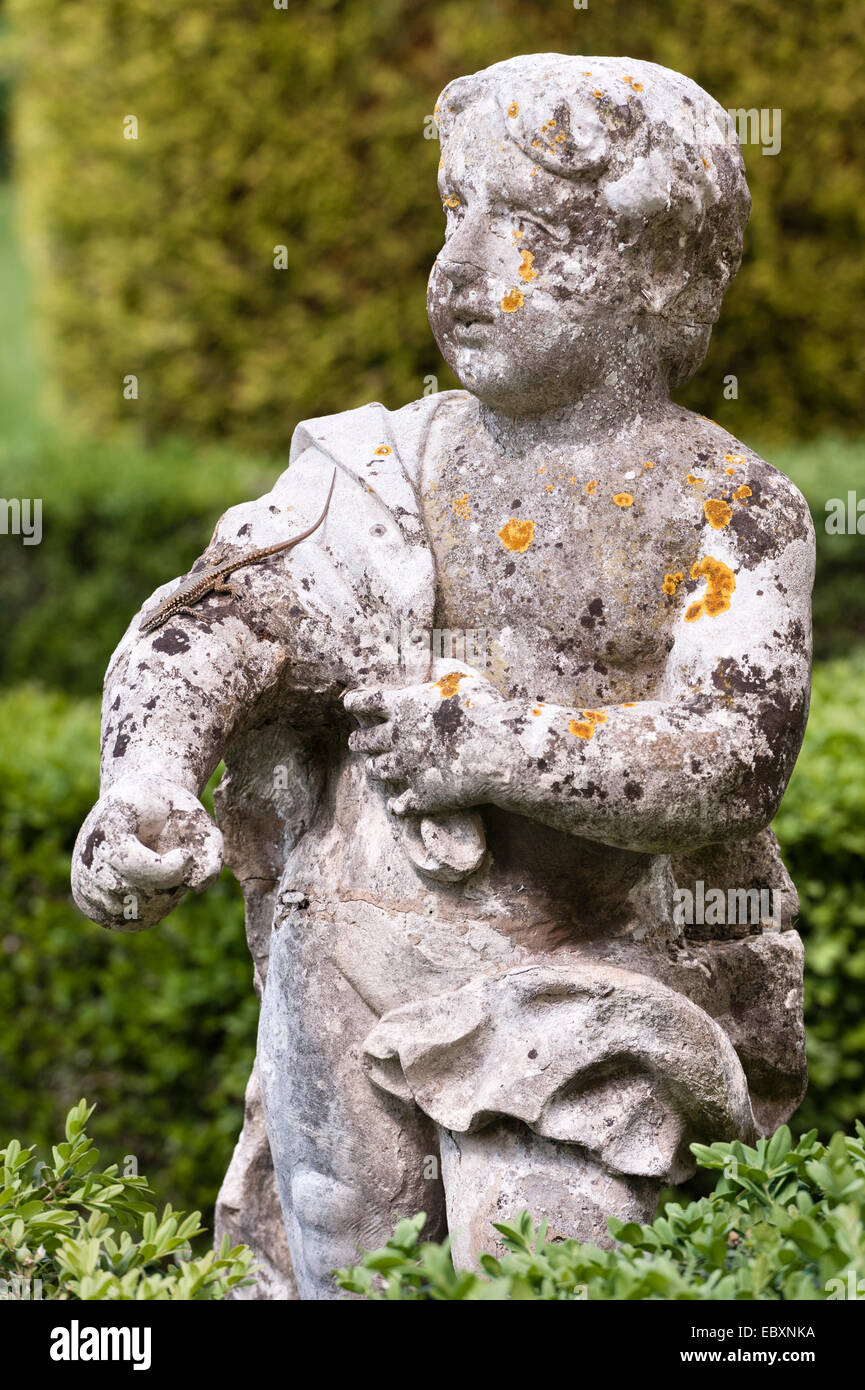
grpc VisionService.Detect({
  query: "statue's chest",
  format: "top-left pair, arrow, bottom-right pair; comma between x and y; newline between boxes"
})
421,448 -> 689,704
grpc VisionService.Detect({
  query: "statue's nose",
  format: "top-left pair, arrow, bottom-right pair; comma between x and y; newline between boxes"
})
435,255 -> 480,290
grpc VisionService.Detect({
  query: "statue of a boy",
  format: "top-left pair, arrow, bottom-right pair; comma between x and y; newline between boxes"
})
72,54 -> 813,1300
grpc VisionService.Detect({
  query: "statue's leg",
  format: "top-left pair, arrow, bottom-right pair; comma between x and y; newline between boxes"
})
258,914 -> 446,1300
214,1059 -> 298,1300
439,1121 -> 661,1272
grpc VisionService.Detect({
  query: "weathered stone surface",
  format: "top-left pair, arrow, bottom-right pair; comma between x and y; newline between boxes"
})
72,54 -> 813,1299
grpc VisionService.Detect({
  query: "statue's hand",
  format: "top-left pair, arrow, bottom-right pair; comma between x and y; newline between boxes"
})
345,666 -> 507,817
71,775 -> 224,931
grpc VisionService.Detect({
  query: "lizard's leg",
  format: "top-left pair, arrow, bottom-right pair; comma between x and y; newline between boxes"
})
212,575 -> 239,596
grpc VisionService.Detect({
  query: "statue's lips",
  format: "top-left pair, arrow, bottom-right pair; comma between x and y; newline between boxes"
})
452,316 -> 494,345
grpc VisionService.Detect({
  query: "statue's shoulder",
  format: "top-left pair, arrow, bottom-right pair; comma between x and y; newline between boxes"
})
674,409 -> 814,553
288,391 -> 472,481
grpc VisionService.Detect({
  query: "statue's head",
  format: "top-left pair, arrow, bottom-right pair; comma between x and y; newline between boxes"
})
428,54 -> 750,415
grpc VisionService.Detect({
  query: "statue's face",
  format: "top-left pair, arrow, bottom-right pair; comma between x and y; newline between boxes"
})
427,102 -> 648,415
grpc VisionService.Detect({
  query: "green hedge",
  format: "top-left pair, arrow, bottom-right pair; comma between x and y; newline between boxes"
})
775,649 -> 865,1135
0,686 -> 255,1230
338,1124 -> 865,1299
6,0 -> 865,449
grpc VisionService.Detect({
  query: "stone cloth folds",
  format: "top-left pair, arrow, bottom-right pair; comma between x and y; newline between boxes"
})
361,959 -> 756,1183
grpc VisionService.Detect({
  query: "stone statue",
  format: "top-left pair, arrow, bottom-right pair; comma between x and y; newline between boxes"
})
71,54 -> 814,1300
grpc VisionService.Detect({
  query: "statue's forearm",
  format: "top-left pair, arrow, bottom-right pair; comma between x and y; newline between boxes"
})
482,696 -> 803,854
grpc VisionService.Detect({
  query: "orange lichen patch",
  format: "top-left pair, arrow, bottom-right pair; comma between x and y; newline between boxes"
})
511,228 -> 523,243
685,556 -> 736,622
436,671 -> 468,699
531,166 -> 540,177
531,705 -> 544,716
452,493 -> 470,520
701,156 -> 710,168
545,483 -> 554,493
507,101 -> 519,118
613,493 -> 634,507
501,287 -> 524,312
555,132 -> 566,143
703,498 -> 733,530
643,460 -> 655,469
733,484 -> 752,501
374,445 -> 392,456
662,570 -> 684,596
724,453 -> 745,465
498,518 -> 535,553
537,464 -> 547,475
724,466 -> 738,475
584,71 -> 592,76
592,89 -> 603,99
569,710 -> 609,741
585,479 -> 598,495
443,195 -> 460,209
686,474 -> 705,485
620,702 -> 637,708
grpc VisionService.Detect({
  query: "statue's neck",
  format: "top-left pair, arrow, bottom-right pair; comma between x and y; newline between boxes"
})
475,382 -> 669,457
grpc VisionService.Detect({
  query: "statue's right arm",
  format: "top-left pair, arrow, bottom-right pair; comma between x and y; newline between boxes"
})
72,458 -> 340,931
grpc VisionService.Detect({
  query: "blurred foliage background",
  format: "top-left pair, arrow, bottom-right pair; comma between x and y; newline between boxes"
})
0,0 -> 863,1229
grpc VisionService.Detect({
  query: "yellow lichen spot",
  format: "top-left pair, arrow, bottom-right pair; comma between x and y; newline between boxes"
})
569,710 -> 609,741
452,493 -> 470,520
613,493 -> 634,508
724,466 -> 737,475
643,460 -> 655,469
538,465 -> 547,474
622,75 -> 634,86
703,498 -> 733,530
436,671 -> 468,699
701,156 -> 710,168
443,195 -> 460,209
511,228 -> 523,244
501,287 -> 524,312
733,484 -> 752,501
545,483 -> 554,492
518,250 -> 537,283
621,702 -> 637,708
507,101 -> 519,118
585,479 -> 598,495
374,445 -> 392,456
498,518 -> 535,553
686,474 -> 705,485
531,166 -> 540,178
584,71 -> 592,76
633,82 -> 643,91
592,89 -> 603,99
724,453 -> 746,465
555,132 -> 566,143
532,706 -> 543,716
569,476 -> 577,485
532,139 -> 542,148
685,556 -> 736,622
662,570 -> 685,596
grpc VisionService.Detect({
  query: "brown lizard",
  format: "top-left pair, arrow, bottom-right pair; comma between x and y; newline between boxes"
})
139,469 -> 337,634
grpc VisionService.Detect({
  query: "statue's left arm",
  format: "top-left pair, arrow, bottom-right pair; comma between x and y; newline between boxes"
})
349,465 -> 814,855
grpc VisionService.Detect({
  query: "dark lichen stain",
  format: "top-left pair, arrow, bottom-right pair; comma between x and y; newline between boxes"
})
624,781 -> 644,801
432,698 -> 465,739
80,827 -> 105,870
152,627 -> 191,656
712,657 -> 766,696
